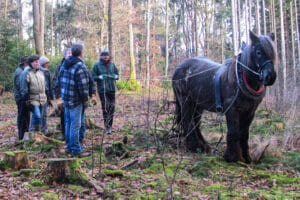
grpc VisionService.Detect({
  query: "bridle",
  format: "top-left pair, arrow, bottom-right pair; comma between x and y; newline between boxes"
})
235,53 -> 266,98
236,54 -> 273,82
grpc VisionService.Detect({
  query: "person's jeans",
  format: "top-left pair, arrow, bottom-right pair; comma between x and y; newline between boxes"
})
31,105 -> 43,130
79,107 -> 85,142
64,104 -> 83,156
16,100 -> 30,140
41,102 -> 48,134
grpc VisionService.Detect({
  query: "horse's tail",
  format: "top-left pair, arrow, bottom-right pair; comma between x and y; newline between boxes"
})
174,96 -> 181,125
173,86 -> 182,126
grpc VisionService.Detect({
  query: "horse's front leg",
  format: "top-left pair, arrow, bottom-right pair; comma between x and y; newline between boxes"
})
224,112 -> 244,162
239,114 -> 255,163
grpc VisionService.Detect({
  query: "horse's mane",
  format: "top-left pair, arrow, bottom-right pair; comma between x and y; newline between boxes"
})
259,35 -> 278,65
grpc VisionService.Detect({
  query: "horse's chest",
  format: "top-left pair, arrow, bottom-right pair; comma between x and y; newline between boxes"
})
233,97 -> 261,113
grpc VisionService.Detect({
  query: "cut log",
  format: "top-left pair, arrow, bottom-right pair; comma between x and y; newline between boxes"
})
4,151 -> 29,170
44,158 -> 89,185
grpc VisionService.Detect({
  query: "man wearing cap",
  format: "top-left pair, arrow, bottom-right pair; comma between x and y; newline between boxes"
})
92,51 -> 119,134
20,55 -> 47,132
39,56 -> 53,135
13,56 -> 30,140
58,43 -> 90,157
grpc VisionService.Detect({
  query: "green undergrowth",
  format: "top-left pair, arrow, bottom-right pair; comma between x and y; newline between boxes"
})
250,108 -> 285,136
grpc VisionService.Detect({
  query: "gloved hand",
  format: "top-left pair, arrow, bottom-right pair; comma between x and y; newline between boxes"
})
112,74 -> 119,79
99,74 -> 106,80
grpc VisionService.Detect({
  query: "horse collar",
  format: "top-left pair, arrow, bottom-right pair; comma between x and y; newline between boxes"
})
235,54 -> 266,99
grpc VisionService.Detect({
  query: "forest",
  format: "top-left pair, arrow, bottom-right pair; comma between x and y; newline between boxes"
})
0,0 -> 299,199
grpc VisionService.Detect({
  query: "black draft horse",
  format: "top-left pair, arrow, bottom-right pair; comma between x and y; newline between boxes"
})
172,30 -> 277,163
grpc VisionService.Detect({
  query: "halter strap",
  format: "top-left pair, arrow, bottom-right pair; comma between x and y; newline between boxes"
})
235,54 -> 266,98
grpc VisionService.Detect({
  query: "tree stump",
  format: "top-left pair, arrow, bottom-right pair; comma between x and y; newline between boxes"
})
44,158 -> 89,185
4,151 -> 29,170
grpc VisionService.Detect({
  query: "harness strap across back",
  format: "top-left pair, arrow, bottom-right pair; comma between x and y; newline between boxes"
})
214,67 -> 223,113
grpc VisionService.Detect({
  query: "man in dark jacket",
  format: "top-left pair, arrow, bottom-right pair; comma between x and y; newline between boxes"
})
58,43 -> 90,157
13,56 -> 30,140
92,51 -> 119,134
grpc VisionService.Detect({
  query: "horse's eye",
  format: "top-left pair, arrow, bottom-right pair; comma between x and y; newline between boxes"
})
256,50 -> 262,57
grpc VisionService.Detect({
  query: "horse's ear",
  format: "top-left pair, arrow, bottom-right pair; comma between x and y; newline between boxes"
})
268,33 -> 275,41
249,30 -> 259,43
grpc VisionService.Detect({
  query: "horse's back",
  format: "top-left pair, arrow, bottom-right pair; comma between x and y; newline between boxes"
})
172,57 -> 223,110
172,57 -> 222,81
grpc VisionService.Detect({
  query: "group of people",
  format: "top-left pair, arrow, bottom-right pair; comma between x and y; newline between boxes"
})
13,43 -> 119,157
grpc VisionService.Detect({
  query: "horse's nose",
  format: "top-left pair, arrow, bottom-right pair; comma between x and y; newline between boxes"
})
263,69 -> 277,86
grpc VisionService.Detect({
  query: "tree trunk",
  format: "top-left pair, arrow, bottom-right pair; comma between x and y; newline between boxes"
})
17,0 -> 23,40
290,1 -> 296,85
108,0 -> 113,54
245,0 -> 249,43
32,0 -> 45,55
279,0 -> 287,99
256,0 -> 261,34
249,0 -> 252,34
146,0 -> 151,88
98,0 -> 105,51
128,0 -> 136,80
262,0 -> 267,34
231,0 -> 238,55
4,0 -> 8,19
50,0 -> 54,55
165,0 -> 169,77
295,0 -> 300,64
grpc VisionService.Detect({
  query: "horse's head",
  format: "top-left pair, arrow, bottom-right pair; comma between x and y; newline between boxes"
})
249,30 -> 277,86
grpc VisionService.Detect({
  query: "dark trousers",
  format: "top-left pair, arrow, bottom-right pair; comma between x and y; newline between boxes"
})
16,100 -> 30,140
60,108 -> 65,139
99,92 -> 116,129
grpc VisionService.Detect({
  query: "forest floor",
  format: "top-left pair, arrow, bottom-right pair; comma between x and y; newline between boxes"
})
0,91 -> 299,200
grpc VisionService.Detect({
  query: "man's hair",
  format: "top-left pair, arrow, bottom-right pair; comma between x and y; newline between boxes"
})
71,43 -> 84,57
27,55 -> 40,64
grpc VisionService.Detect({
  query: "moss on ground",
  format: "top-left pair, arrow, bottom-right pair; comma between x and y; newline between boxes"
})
42,192 -> 59,200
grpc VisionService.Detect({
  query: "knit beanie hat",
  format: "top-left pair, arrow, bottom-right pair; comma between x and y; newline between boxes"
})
39,56 -> 50,66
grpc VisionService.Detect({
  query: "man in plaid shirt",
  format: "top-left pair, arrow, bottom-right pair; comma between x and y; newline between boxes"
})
58,43 -> 90,157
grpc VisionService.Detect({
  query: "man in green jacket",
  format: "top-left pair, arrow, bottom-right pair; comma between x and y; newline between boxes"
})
92,51 -> 119,134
